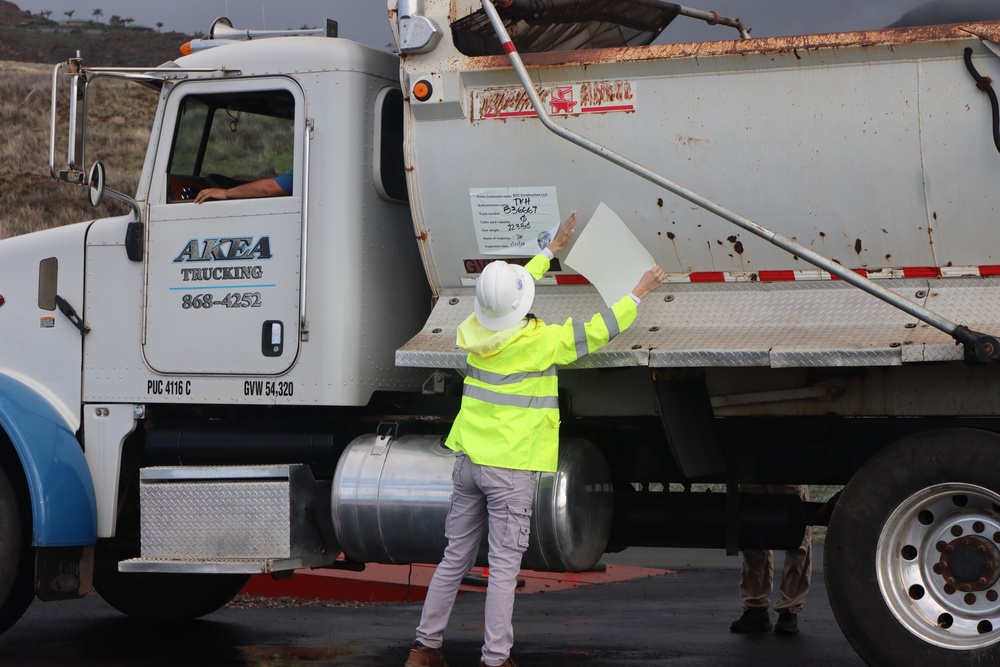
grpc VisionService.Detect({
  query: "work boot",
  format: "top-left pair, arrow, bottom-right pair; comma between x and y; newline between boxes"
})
774,611 -> 799,636
404,641 -> 448,667
479,659 -> 517,667
729,607 -> 772,633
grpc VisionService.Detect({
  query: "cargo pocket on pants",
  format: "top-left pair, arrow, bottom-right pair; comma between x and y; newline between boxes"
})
502,503 -> 532,553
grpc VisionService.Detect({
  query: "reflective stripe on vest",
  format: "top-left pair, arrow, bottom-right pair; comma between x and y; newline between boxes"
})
462,384 -> 560,410
573,319 -> 587,358
466,366 -> 559,385
600,308 -> 620,339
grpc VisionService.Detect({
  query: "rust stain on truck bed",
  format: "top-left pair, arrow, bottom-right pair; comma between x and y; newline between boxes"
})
468,22 -> 1000,70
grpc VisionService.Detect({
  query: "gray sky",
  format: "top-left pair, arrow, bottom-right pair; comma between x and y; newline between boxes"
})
10,0 -> 1000,50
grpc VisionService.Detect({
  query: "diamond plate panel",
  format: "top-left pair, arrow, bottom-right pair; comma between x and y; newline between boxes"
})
140,480 -> 291,560
399,279 -> 1000,369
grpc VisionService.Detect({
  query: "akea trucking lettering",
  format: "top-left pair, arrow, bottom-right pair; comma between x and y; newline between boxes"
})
173,236 -> 273,262
179,266 -> 265,281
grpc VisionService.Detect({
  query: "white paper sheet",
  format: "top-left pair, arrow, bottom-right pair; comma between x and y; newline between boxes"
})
564,203 -> 655,307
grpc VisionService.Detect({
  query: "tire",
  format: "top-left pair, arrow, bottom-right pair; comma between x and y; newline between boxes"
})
825,428 -> 1000,666
94,559 -> 249,620
0,460 -> 35,636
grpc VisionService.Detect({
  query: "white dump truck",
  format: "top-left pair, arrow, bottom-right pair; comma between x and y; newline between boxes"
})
3,1 -> 1000,664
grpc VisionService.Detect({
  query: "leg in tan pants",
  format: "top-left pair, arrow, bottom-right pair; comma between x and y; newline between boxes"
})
732,485 -> 812,633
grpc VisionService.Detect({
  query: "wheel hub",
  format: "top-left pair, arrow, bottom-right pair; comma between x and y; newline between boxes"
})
877,483 -> 1000,650
936,535 -> 1000,593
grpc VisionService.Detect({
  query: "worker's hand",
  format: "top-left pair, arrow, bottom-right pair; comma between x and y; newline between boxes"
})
194,188 -> 227,203
632,265 -> 666,301
546,211 -> 577,254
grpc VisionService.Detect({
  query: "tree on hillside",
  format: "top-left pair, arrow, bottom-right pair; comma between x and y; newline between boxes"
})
156,22 -> 163,32
39,10 -> 52,20
64,10 -> 74,20
91,8 -> 102,22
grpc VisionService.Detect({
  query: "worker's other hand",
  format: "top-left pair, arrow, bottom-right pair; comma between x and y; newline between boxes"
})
194,188 -> 227,204
547,211 -> 577,254
632,265 -> 666,301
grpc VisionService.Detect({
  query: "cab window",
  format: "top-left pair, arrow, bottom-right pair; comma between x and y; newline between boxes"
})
165,90 -> 295,202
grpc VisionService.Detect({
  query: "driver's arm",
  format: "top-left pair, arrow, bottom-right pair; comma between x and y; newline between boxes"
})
195,177 -> 287,203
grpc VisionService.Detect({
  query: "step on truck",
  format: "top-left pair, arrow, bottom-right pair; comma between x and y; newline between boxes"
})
3,1 -> 1000,664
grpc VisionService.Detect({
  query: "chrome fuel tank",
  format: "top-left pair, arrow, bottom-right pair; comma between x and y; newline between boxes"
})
331,434 -> 612,572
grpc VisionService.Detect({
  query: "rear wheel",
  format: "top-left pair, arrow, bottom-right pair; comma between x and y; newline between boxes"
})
0,460 -> 35,636
826,428 -> 1000,666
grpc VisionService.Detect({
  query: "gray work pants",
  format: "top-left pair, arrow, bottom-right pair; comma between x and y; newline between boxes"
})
415,453 -> 538,667
739,484 -> 813,614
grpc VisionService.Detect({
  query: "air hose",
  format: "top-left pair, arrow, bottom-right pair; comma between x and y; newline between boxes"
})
964,47 -> 1000,155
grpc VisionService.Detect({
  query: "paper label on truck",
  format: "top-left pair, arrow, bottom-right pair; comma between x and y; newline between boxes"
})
469,186 -> 561,256
473,80 -> 636,120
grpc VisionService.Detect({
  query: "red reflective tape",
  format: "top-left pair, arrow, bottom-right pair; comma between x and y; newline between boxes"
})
581,105 -> 635,113
689,272 -> 726,283
484,110 -> 536,119
902,267 -> 942,278
555,275 -> 590,285
831,268 -> 869,280
980,265 -> 1000,277
503,41 -> 517,54
758,270 -> 796,282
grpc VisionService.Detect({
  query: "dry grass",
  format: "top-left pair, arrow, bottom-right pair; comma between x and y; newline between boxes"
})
0,60 -> 156,239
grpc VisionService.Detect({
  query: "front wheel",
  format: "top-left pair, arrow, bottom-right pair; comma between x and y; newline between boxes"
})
94,557 -> 249,620
826,428 -> 1000,666
0,459 -> 34,636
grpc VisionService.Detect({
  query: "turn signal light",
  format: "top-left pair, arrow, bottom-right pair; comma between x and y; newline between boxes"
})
0,294 -> 5,307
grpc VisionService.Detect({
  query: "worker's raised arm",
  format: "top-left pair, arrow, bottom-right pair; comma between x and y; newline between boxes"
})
631,265 -> 666,301
545,211 -> 577,255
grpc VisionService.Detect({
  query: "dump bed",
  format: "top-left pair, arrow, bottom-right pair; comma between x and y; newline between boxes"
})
395,6 -> 1000,370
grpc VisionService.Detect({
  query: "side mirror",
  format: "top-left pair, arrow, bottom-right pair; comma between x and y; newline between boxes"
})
87,161 -> 105,207
85,160 -> 143,260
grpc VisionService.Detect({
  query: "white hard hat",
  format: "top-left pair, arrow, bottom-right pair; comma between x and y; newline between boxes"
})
474,261 -> 535,330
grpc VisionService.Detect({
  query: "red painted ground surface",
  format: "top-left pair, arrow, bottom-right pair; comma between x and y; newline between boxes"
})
242,561 -> 671,603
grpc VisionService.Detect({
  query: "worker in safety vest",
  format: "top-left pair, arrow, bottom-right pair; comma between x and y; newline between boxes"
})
405,211 -> 665,667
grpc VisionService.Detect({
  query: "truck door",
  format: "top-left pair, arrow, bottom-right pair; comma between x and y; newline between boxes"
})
142,79 -> 304,375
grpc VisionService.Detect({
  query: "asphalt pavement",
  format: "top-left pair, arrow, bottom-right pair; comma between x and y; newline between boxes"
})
0,547 -> 866,666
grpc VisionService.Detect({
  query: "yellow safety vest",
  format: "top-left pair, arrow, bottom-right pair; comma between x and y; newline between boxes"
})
445,254 -> 638,472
